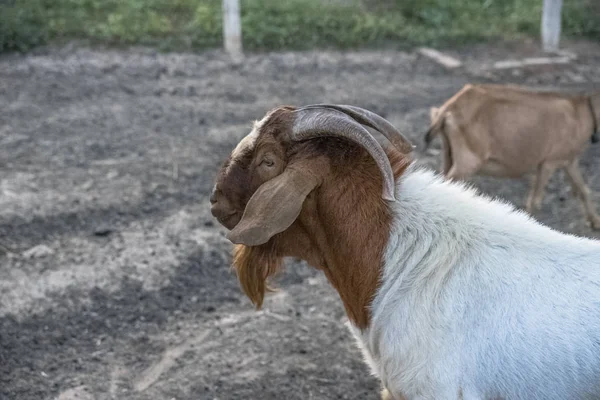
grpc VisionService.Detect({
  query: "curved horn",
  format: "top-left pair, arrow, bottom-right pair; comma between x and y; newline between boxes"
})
300,104 -> 414,154
290,106 -> 397,201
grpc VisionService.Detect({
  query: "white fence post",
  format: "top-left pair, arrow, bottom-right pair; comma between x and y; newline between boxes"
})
541,0 -> 563,52
222,0 -> 243,58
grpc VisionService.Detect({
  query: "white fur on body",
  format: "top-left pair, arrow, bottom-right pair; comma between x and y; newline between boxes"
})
349,166 -> 600,400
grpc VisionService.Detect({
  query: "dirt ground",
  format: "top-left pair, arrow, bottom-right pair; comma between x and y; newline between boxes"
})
1,38 -> 600,400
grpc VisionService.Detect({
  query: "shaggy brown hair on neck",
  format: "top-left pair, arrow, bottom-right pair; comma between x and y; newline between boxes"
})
232,142 -> 412,329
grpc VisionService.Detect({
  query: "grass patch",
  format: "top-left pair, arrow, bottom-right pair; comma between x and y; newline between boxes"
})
0,0 -> 598,53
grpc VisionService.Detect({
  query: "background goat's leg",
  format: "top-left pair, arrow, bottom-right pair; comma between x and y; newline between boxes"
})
445,155 -> 480,182
525,162 -> 556,213
564,159 -> 600,229
441,135 -> 452,175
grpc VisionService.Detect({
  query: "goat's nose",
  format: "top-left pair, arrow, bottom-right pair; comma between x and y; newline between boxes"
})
209,187 -> 218,204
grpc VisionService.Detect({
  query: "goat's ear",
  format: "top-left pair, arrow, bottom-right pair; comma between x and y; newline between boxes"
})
227,165 -> 320,246
430,107 -> 440,120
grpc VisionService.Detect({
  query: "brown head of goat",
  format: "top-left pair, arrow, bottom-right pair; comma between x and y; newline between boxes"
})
210,104 -> 413,328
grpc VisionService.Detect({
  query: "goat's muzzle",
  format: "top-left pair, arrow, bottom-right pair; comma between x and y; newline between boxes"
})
210,186 -> 242,230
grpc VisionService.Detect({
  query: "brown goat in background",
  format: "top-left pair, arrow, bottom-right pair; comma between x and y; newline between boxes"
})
424,83 -> 600,228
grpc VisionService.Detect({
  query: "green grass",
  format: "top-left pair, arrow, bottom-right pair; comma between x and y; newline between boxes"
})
0,0 -> 598,53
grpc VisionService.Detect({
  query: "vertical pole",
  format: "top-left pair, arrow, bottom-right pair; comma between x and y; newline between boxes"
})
542,0 -> 563,52
222,0 -> 243,58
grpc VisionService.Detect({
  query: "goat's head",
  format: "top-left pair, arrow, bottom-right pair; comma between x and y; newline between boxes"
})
211,104 -> 413,244
210,104 -> 413,321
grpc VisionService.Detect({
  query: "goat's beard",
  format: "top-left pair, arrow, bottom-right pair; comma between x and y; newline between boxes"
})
232,243 -> 282,309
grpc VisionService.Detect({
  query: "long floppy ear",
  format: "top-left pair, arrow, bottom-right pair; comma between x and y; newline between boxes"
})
227,165 -> 320,246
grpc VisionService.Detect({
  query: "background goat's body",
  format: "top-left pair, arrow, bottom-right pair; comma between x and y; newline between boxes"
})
425,84 -> 600,228
350,166 -> 600,400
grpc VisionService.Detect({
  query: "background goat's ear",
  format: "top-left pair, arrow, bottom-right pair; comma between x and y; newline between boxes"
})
430,107 -> 440,120
227,167 -> 319,246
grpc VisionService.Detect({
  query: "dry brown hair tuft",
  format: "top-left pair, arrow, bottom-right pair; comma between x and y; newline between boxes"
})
232,243 -> 283,309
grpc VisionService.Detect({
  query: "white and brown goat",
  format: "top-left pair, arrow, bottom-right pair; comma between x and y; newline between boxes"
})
424,83 -> 600,228
210,104 -> 600,400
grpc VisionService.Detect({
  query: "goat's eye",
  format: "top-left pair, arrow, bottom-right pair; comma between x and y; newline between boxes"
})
261,159 -> 275,167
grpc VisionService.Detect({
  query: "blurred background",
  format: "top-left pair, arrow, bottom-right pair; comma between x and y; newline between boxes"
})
0,0 -> 598,52
0,1 -> 599,399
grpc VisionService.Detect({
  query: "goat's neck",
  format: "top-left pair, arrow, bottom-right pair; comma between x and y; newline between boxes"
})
297,201 -> 389,329
296,152 -> 411,329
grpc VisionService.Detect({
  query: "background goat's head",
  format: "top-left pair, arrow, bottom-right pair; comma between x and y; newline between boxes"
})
210,104 -> 413,322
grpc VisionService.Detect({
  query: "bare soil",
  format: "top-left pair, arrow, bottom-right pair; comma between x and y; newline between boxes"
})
1,38 -> 600,400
